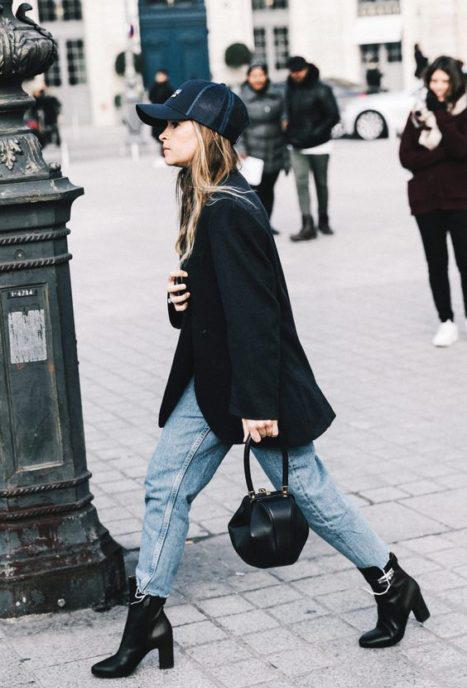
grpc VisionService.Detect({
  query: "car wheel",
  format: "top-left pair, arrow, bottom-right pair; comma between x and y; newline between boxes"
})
354,110 -> 387,140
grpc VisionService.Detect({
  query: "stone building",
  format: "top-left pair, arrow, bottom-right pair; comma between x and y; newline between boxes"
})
14,0 -> 467,127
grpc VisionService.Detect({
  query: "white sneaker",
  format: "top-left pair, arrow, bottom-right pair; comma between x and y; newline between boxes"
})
432,320 -> 458,347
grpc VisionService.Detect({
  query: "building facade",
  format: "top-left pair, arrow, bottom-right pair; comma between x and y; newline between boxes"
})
14,0 -> 467,127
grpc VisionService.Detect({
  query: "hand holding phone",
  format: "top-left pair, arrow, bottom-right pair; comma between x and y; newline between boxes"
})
168,270 -> 190,312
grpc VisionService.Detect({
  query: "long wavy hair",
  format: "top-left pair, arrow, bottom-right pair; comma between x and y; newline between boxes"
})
175,122 -> 252,263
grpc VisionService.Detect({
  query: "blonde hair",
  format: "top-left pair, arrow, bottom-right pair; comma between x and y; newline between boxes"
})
175,121 -> 253,263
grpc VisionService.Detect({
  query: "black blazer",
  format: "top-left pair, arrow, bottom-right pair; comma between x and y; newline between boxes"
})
159,170 -> 335,447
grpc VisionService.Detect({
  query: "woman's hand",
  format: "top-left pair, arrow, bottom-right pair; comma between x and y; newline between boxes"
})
242,419 -> 279,443
168,270 -> 191,312
426,90 -> 447,112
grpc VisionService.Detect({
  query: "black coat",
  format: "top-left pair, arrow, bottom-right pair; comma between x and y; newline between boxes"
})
399,107 -> 467,215
237,80 -> 287,173
285,64 -> 340,149
159,170 -> 335,447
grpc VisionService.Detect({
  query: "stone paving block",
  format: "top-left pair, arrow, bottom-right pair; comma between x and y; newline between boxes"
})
185,638 -> 251,667
208,658 -> 279,688
243,584 -> 302,609
268,645 -> 332,677
359,486 -> 411,503
314,587 -> 375,615
183,581 -> 236,600
0,642 -> 38,685
164,604 -> 207,627
403,535 -> 457,555
196,594 -> 255,617
267,598 -> 328,625
268,558 -> 323,582
401,640 -> 467,672
228,571 -> 280,592
443,529 -> 467,547
241,626 -> 306,655
417,569 -> 467,593
174,619 -> 228,646
402,489 -> 467,529
217,609 -> 279,636
432,662 -> 467,688
360,501 -> 449,542
428,547 -> 467,569
292,614 -> 356,644
426,611 -> 467,639
398,480 -> 445,496
292,568 -> 360,598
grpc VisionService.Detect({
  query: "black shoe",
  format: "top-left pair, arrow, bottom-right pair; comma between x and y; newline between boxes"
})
318,214 -> 334,235
290,215 -> 317,242
358,552 -> 430,648
91,576 -> 174,678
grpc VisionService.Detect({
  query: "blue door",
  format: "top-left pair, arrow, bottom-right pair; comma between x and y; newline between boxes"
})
139,0 -> 210,90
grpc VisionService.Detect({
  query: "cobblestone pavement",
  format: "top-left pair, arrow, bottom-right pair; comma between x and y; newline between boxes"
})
1,139 -> 467,687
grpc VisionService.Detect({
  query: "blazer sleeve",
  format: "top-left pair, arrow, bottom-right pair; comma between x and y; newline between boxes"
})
399,115 -> 447,171
208,200 -> 280,420
435,110 -> 467,159
167,298 -> 184,329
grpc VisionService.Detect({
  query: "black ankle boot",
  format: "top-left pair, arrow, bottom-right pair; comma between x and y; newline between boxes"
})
318,213 -> 334,235
358,552 -> 430,648
290,215 -> 317,241
91,576 -> 174,678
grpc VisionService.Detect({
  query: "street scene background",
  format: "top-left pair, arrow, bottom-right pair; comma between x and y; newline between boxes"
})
1,136 -> 467,687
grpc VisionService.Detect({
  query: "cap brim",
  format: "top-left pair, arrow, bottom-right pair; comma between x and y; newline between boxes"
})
135,103 -> 188,129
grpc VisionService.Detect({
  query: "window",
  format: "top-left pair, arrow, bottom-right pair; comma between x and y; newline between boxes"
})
252,0 -> 288,9
62,0 -> 82,20
360,43 -> 380,64
386,42 -> 402,62
39,0 -> 82,21
45,53 -> 62,87
253,27 -> 267,64
38,0 -> 56,21
66,39 -> 87,85
273,26 -> 289,70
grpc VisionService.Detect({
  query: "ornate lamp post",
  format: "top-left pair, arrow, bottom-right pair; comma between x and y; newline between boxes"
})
0,1 -> 126,617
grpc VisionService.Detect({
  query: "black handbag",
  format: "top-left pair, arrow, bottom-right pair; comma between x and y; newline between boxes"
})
228,438 -> 309,568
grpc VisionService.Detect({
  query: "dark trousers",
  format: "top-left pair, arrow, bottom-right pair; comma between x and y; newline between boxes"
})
415,209 -> 467,322
252,169 -> 281,219
290,150 -> 330,219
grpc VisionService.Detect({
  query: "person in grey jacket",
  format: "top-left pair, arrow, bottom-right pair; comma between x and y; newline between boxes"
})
237,64 -> 287,234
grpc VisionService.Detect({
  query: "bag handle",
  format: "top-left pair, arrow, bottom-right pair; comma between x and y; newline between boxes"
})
244,436 -> 289,500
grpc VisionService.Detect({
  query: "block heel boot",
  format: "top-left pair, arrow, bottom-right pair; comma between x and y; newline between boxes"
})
91,576 -> 174,678
359,552 -> 430,648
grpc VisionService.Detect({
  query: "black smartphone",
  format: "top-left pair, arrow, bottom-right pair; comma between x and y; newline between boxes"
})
174,276 -> 186,288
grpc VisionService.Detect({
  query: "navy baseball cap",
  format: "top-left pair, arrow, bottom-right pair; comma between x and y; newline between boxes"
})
136,79 -> 249,144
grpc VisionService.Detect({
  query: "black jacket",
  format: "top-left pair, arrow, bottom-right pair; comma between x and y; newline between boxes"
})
285,64 -> 340,149
237,80 -> 287,173
159,170 -> 335,447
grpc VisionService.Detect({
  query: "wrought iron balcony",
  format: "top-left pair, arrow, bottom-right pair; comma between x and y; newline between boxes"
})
358,0 -> 401,17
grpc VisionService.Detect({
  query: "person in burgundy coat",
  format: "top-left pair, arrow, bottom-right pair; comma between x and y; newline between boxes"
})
399,55 -> 467,347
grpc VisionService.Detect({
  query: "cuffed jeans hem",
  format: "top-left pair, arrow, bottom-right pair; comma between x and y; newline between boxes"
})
136,577 -> 170,599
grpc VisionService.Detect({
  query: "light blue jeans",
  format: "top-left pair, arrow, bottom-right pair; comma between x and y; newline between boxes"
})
136,379 -> 389,597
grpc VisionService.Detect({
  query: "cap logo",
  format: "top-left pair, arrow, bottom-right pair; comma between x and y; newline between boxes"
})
171,89 -> 181,98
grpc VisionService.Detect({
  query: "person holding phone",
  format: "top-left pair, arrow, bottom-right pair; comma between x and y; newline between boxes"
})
400,56 -> 467,346
91,80 -> 429,679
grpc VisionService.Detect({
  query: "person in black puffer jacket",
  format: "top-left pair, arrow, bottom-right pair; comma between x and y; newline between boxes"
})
285,56 -> 340,241
237,64 -> 288,234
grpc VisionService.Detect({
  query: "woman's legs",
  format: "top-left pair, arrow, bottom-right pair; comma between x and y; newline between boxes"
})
252,440 -> 389,569
415,210 -> 453,322
446,209 -> 467,318
135,378 -> 231,598
252,169 -> 281,218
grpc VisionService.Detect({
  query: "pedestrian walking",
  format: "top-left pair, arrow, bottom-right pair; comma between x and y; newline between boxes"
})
365,62 -> 384,94
285,56 -> 340,241
237,63 -> 288,234
91,79 -> 430,679
27,87 -> 61,148
399,55 -> 467,347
